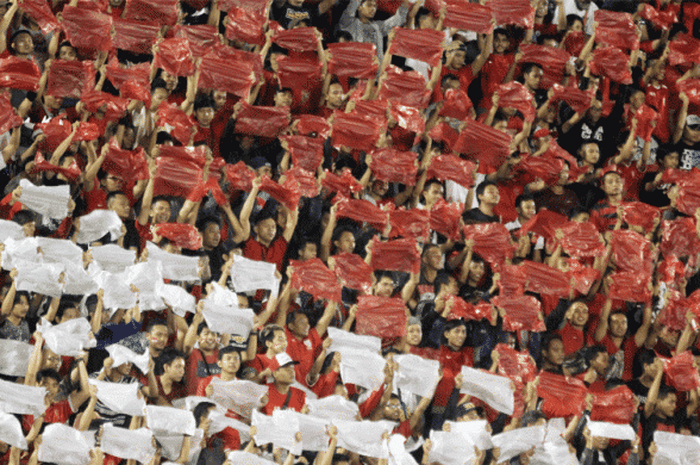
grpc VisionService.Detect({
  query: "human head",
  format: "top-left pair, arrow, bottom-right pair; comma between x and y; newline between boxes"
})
600,171 -> 623,198
12,210 -> 37,237
422,179 -> 444,206
332,227 -> 356,254
493,28 -> 510,54
566,14 -> 583,32
159,70 -> 178,92
217,345 -> 243,375
476,181 -> 500,207
296,238 -> 318,261
253,215 -> 277,246
683,114 -> 700,145
58,41 -> 77,61
249,156 -> 272,177
579,142 -> 600,166
270,352 -> 299,386
584,345 -> 609,376
373,271 -> 395,297
150,196 -> 172,224
422,244 -> 443,271
274,87 -> 293,107
37,369 -> 62,397
406,316 -> 422,346
197,216 -> 222,250
193,94 -> 215,128
627,88 -> 645,111
383,394 -> 403,421
146,319 -> 170,354
442,319 -> 467,350
566,300 -> 589,329
655,385 -> 677,418
520,62 -> 543,91
55,298 -> 81,323
197,322 -> 219,352
286,311 -> 310,339
106,191 -> 130,220
150,79 -> 170,111
158,348 -> 186,382
657,146 -> 680,170
326,81 -> 344,109
193,401 -> 216,428
9,291 -> 30,321
515,194 -> 536,222
260,325 -> 287,354
540,334 -> 564,368
9,30 -> 33,57
609,311 -> 628,338
434,272 -> 458,296
357,0 -> 378,21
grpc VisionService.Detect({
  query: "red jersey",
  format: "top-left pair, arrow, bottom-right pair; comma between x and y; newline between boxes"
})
262,384 -> 306,415
285,327 -> 322,387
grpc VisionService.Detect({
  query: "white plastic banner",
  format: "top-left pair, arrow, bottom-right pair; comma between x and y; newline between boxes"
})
394,354 -> 440,398
146,405 -> 196,436
101,425 -> 156,463
327,327 -> 382,356
158,283 -> 196,317
227,451 -> 277,465
0,411 -> 27,449
19,179 -> 71,219
125,261 -> 166,311
1,237 -> 39,270
652,431 -> 700,465
61,262 -> 99,295
459,366 -> 514,415
274,409 -> 330,452
89,380 -> 147,416
388,434 -> 419,465
251,409 -> 302,455
38,424 -> 93,465
334,419 -> 393,459
106,343 -> 150,375
76,210 -> 123,244
39,317 -> 96,357
339,348 -> 386,392
92,270 -> 137,311
15,260 -> 63,297
146,242 -> 201,282
36,237 -> 84,264
89,244 -> 136,274
428,430 -> 477,465
586,421 -> 635,441
202,300 -> 255,337
443,419 -> 493,450
0,338 -> 34,377
0,379 -> 47,416
307,394 -> 360,421
491,425 -> 546,462
230,256 -> 280,296
209,378 -> 268,419
0,219 -> 25,242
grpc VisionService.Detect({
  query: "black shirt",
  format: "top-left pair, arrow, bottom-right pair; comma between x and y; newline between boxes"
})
462,208 -> 500,224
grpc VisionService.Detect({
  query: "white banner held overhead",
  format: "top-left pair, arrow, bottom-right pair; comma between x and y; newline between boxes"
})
394,354 -> 440,398
100,424 -> 156,463
19,179 -> 71,219
76,210 -> 123,244
0,339 -> 34,377
459,366 -> 515,415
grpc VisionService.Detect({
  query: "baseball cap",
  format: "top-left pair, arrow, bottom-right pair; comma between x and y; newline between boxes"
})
269,353 -> 299,371
686,114 -> 700,129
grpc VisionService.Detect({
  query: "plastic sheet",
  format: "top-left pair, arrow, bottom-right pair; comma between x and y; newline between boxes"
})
230,256 -> 279,296
259,174 -> 301,211
537,370 -> 587,418
453,118 -> 512,174
429,199 -> 463,241
226,161 -> 256,192
281,135 -> 324,172
462,223 -> 514,268
490,0 -> 534,29
327,42 -> 378,79
34,116 -> 72,153
589,47 -> 632,84
153,157 -> 204,199
123,0 -> 179,26
154,38 -> 196,77
492,294 -> 545,332
607,270 -> 652,303
517,210 -> 567,242
395,354 -> 440,398
106,58 -> 151,90
388,208 -> 430,241
119,79 -> 151,107
550,83 -> 594,114
610,229 -> 653,274
286,166 -> 319,198
370,148 -> 417,185
497,81 -> 536,122
567,259 -> 601,295
235,102 -> 290,138
225,6 -> 267,46
321,169 -> 364,197
331,252 -> 373,293
559,221 -> 606,258
498,264 -> 527,296
295,115 -> 331,138
331,111 -> 384,152
32,151 -> 81,183
638,4 -> 677,29
352,99 -> 388,122
516,155 -> 565,186
563,30 -> 586,56
440,1 -> 493,34
19,0 -> 60,33
495,343 -> 537,386
379,66 -> 432,109
157,102 -> 196,145
439,88 -> 473,121
594,10 -> 639,50
388,28 -> 444,68
460,366 -> 515,415
369,237 -> 421,273
81,90 -> 129,121
0,56 -> 42,91
445,295 -> 493,322
355,295 -> 408,339
660,217 -> 700,258
658,254 -> 686,285
390,104 -> 425,134
153,223 -> 202,250
621,201 -> 660,232
276,55 -> 323,91
73,121 -> 101,142
659,289 -> 693,331
173,24 -> 218,57
38,424 -> 92,465
18,179 -> 70,219
668,33 -> 700,66
676,79 -> 700,106
112,18 -> 161,55
425,154 -> 475,188
590,386 -> 636,424
62,6 -> 113,52
290,258 -> 342,302
0,94 -> 22,136
102,138 -> 149,181
521,260 -> 570,297
199,54 -> 256,98
519,45 -> 570,89
46,60 -> 96,99
659,351 -> 700,392
428,122 -> 459,151
634,104 -> 659,142
272,27 -> 320,52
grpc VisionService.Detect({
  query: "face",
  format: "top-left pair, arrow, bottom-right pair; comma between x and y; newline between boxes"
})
195,107 -> 215,128
601,173 -> 623,197
198,328 -> 218,351
444,325 -> 467,350
273,364 -> 296,385
424,247 -> 443,270
149,324 -> 169,351
218,352 -> 241,375
479,185 -> 500,206
384,398 -> 402,421
40,377 -> 60,398
151,199 -> 171,224
451,50 -> 466,68
374,276 -> 394,297
658,393 -> 677,417
164,358 -> 186,382
212,90 -> 227,110
268,330 -> 287,353
108,193 -> 130,219
327,83 -> 344,108
255,218 -> 277,244
44,94 -> 63,111
609,313 -> 628,337
372,180 -> 389,197
569,20 -> 583,32
59,45 -> 77,61
41,349 -> 61,371
274,91 -> 293,107
469,260 -> 485,283
423,182 -> 444,205
334,231 -> 355,254
523,67 -> 543,90
59,307 -> 80,323
543,339 -> 565,366
288,0 -> 304,6
661,152 -> 679,170
569,302 -> 589,327
629,91 -> 645,110
288,313 -> 310,338
406,324 -> 422,346
298,242 -> 317,261
11,295 -> 29,319
116,361 -> 132,376
161,71 -> 178,91
103,173 -> 126,193
517,199 -> 536,221
494,34 -> 510,54
581,143 -> 600,165
591,352 -> 609,376
684,124 -> 700,145
12,33 -> 34,56
203,222 -> 221,249
358,0 -> 377,20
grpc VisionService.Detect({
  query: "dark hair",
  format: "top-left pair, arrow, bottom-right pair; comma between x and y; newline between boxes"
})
441,319 -> 467,346
515,193 -> 535,209
566,14 -> 583,29
9,30 -> 32,55
475,180 -> 498,200
156,347 -> 186,375
55,297 -> 81,321
493,28 -> 510,39
657,384 -> 677,401
260,325 -> 284,347
441,73 -> 460,89
539,333 -> 563,361
633,349 -> 656,378
335,31 -> 354,42
197,321 -> 210,336
193,401 -> 216,426
194,93 -> 215,111
434,272 -> 454,295
106,191 -> 128,206
11,210 -> 37,226
37,368 -> 61,384
568,207 -> 590,220
218,345 -> 243,360
150,78 -> 169,94
331,226 -> 356,249
583,345 -> 607,366
286,310 -> 307,327
520,62 -> 543,76
196,215 -> 221,233
146,318 -> 169,333
12,291 -> 30,308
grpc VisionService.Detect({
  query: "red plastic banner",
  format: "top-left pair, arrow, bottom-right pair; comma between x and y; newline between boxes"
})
106,58 -> 151,89
156,103 -> 196,146
259,175 -> 301,211
33,152 -> 81,183
290,258 -> 342,302
492,294 -> 545,332
559,221 -> 606,258
635,104 -> 659,142
638,4 -> 677,29
154,38 -> 196,77
660,218 -> 700,258
154,157 -> 204,199
426,154 -> 475,188
35,116 -> 73,154
81,90 -> 129,121
621,201 -> 660,233
668,33 -> 700,66
439,88 -> 473,121
123,0 -> 179,26
517,210 -> 568,242
62,6 -> 113,52
490,0 -> 535,29
275,55 -> 323,91
462,223 -> 514,268
429,199 -> 463,241
446,295 -> 494,323
281,135 -> 324,172
332,252 -> 373,293
235,103 -> 291,138
335,197 -> 389,230
46,60 -> 96,99
327,42 -> 378,79
331,111 -> 384,152
589,47 -> 632,84
102,138 -> 149,181
610,229 -> 654,274
590,386 -> 636,424
594,10 -> 640,50
495,343 -> 537,386
321,170 -> 364,198
441,1 -> 493,34
607,270 -> 652,303
388,208 -> 430,241
676,79 -> 700,107
519,45 -> 570,90
285,166 -> 319,198
379,66 -> 432,109
272,27 -> 320,52
0,93 -> 22,135
74,122 -> 101,142
225,6 -> 267,46
369,237 -> 421,274
498,264 -> 527,297
453,118 -> 512,174
20,0 -> 60,33
428,122 -> 460,151
112,18 -> 161,55
388,28 -> 445,68
497,81 -> 536,122
550,84 -> 594,114
225,161 -> 256,192
208,44 -> 264,80
199,54 -> 256,98
173,25 -> 218,57
153,223 -> 203,250
355,295 -> 408,339
0,56 -> 42,91
370,148 -> 418,186
120,79 -> 151,107
537,371 -> 587,418
659,351 -> 700,392
295,115 -> 331,138
516,155 -> 565,186
521,260 -> 571,297
567,260 -> 601,296
158,145 -> 208,167
390,104 -> 425,134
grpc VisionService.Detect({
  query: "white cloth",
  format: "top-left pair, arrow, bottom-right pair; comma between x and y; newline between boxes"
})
209,378 -> 268,419
394,354 -> 440,398
146,405 -> 196,436
76,210 -> 123,244
252,409 -> 302,455
158,283 -> 196,316
88,244 -> 136,273
92,270 -> 138,312
652,431 -> 700,465
156,429 -> 203,462
202,300 -> 255,337
334,419 -> 393,459
14,260 -> 63,297
491,425 -> 546,462
307,394 -> 360,421
428,430 -> 477,465
1,237 -> 39,270
0,411 -> 27,449
89,380 -> 146,416
19,179 -> 71,219
586,421 -> 635,441
101,425 -> 156,463
227,451 -> 277,465
230,255 -> 280,296
388,434 -> 419,465
443,420 -> 493,450
328,327 -> 382,356
274,409 -> 330,452
531,419 -> 579,465
0,338 -> 34,377
0,219 -> 25,242
61,262 -> 99,295
0,378 -> 47,416
339,348 -> 386,391
208,409 -> 251,443
459,366 -> 515,415
38,424 -> 94,465
125,261 -> 166,311
106,343 -> 150,374
146,242 -> 201,282
38,317 -> 96,357
36,237 -> 83,264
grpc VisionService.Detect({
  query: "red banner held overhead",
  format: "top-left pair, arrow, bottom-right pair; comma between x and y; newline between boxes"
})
356,296 -> 408,339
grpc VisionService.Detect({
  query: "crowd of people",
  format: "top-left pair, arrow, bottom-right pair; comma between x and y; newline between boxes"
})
1,0 -> 700,463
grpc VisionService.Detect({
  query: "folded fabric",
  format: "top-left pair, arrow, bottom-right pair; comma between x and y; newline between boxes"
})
0,379 -> 47,416
660,217 -> 700,258
0,411 -> 27,450
439,88 -> 473,121
38,424 -> 93,465
106,343 -> 150,374
89,379 -> 147,416
0,220 -> 26,242
559,221 -> 606,258
388,208 -> 430,242
610,229 -> 653,274
445,296 -> 493,323
0,56 -> 42,92
289,258 -> 342,302
146,405 -> 196,436
495,343 -> 537,386
275,409 -> 330,452
124,261 -> 166,311
519,45 -> 570,89
459,366 -> 514,415
498,81 -> 536,122
659,350 -> 700,392
590,386 -> 636,424
307,394 -> 360,421
18,0 -> 60,33
101,425 -> 155,463
339,348 -> 387,391
426,154 -> 476,188
355,295 -> 408,339
89,244 -> 137,274
428,430 -> 476,465
76,210 -> 122,244
174,24 -> 218,57
272,26 -> 320,52
521,260 -> 571,297
275,55 -> 323,92
18,178 -> 71,219
46,60 -> 96,99
379,66 -> 431,109
210,378 -> 268,419
394,354 -> 440,398
15,260 -> 64,297
62,6 -> 113,52
491,425 -> 545,461
440,0 -> 493,33
331,111 -> 385,152
327,326 -> 381,357
202,298 -> 255,337
321,169 -> 364,198
207,409 -> 251,442
638,4 -> 677,29
158,283 -> 196,317
281,135 -> 324,172
230,255 -> 280,296
516,155 -> 565,186
537,370 -> 587,418
225,5 -> 267,46
586,421 -> 635,441
112,18 -> 162,55
668,33 -> 700,66
390,104 -> 425,134
607,270 -> 652,303
102,138 -> 149,181
462,223 -> 515,268
226,161 -> 257,193
146,242 -> 200,282
334,419 -> 393,459
235,103 -> 290,138
370,148 -> 418,186
594,10 -> 639,50
1,237 -> 40,271
454,118 -> 512,174
0,339 -> 33,377
251,409 -> 301,454
124,0 -> 179,26
388,28 -> 444,67
429,199 -> 463,241
93,269 -> 137,312
295,114 -> 332,138
38,317 -> 96,357
259,175 -> 301,211
369,237 -> 420,274
336,197 -> 389,230
157,103 -> 197,145
388,433 -> 419,465
327,42 -> 378,79
589,46 -> 632,84
443,420 -> 493,450
489,0 -> 534,29
653,431 -> 700,465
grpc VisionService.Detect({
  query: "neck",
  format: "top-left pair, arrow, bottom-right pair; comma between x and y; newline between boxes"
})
160,375 -> 172,390
571,322 -> 585,331
551,185 -> 564,194
423,268 -> 437,282
220,371 -> 237,382
359,16 -> 371,24
479,204 -> 494,217
610,334 -> 624,345
6,315 -> 21,326
275,382 -> 291,394
258,236 -> 273,247
608,195 -> 622,205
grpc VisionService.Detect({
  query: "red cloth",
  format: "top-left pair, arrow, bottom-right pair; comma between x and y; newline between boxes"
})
112,18 -> 161,55
537,370 -> 587,418
321,169 -> 363,198
429,199 -> 463,241
446,295 -> 494,323
225,5 -> 267,46
388,208 -> 430,242
335,197 -> 389,229
426,154 -> 475,188
462,223 -> 515,269
0,56 -> 42,91
327,42 -> 378,79
388,28 -> 445,67
551,83 -> 594,114
492,294 -> 545,332
589,47 -> 633,84
378,66 -> 432,109
610,229 -> 654,274
285,327 -> 322,387
331,111 -> 385,152
660,217 -> 700,259
454,118 -> 512,174
154,38 -> 196,77
489,0 -> 534,28
495,343 -> 537,386
497,81 -> 536,122
262,384 -> 306,415
62,6 -> 113,52
590,386 -> 636,423
355,295 -> 407,339
282,135 -> 324,172
519,45 -> 570,89
46,60 -> 96,99
272,27 -> 320,52
607,271 -> 652,303
20,0 -> 60,33
173,25 -> 218,57
369,237 -> 421,274
0,93 -> 22,135
199,54 -> 256,98
259,175 -> 301,211
123,0 -> 179,25
370,148 -> 418,185
102,138 -> 149,181
658,351 -> 700,392
558,323 -> 588,355
332,252 -> 373,293
289,258 -> 342,302
235,103 -> 290,138
594,10 -> 640,50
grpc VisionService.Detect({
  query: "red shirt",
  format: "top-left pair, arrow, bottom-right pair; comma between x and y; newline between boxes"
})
479,53 -> 515,109
156,377 -> 187,405
285,327 -> 322,387
186,348 -> 220,395
24,399 -> 73,431
262,384 -> 306,415
600,334 -> 641,381
243,236 -> 288,272
434,345 -> 473,406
